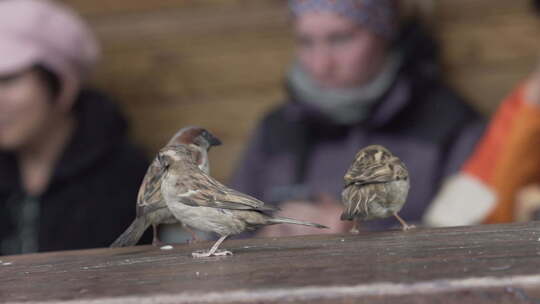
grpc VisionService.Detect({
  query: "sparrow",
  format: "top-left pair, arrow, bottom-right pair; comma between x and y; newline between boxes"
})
159,144 -> 328,258
340,145 -> 414,232
110,126 -> 221,248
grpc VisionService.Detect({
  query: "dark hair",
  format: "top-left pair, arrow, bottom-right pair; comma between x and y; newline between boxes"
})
533,0 -> 540,15
34,65 -> 61,101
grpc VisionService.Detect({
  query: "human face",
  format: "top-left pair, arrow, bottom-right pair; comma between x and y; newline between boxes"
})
0,68 -> 56,150
294,11 -> 388,89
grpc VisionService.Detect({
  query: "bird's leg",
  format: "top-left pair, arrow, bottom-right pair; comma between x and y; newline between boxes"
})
152,224 -> 163,246
349,220 -> 360,234
393,212 -> 415,231
192,235 -> 232,258
183,224 -> 200,244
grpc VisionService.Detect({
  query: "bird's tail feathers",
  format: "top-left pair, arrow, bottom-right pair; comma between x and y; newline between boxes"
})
269,216 -> 328,229
110,217 -> 150,248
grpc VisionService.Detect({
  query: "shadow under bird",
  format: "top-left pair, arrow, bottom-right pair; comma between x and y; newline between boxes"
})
111,126 -> 222,248
159,144 -> 329,258
341,144 -> 414,232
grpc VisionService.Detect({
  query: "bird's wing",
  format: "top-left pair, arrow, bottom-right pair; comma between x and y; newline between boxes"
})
344,145 -> 408,186
344,162 -> 397,185
176,169 -> 279,212
136,158 -> 167,216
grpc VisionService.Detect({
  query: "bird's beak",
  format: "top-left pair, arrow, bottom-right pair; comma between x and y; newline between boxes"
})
205,133 -> 222,147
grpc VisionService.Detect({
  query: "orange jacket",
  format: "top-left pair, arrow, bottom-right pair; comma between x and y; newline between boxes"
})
463,83 -> 540,222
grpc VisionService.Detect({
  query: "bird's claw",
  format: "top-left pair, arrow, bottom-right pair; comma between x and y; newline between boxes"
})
213,250 -> 233,256
349,227 -> 360,234
401,224 -> 416,231
191,249 -> 233,258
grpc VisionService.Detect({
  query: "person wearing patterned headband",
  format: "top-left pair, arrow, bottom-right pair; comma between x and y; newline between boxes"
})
0,0 -> 150,254
231,0 -> 485,235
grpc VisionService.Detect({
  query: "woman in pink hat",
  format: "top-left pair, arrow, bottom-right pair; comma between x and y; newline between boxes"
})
0,0 -> 150,254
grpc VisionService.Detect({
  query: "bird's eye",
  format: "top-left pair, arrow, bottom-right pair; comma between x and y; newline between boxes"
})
157,153 -> 169,169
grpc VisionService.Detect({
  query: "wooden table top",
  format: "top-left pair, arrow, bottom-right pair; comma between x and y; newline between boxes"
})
1,222 -> 540,304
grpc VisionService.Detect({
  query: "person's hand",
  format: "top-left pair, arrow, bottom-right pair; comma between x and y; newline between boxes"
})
257,193 -> 352,237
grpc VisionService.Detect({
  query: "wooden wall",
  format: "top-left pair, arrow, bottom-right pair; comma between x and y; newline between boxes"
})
437,0 -> 540,114
59,0 -> 540,182
60,0 -> 292,181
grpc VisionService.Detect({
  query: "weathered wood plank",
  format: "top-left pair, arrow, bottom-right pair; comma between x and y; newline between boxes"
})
1,222 -> 540,303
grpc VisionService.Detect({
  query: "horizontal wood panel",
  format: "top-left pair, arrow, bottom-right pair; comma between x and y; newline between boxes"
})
94,46 -> 292,105
437,0 -> 540,114
88,7 -> 290,42
72,1 -> 294,182
60,0 -> 287,17
437,0 -> 535,22
446,64 -> 532,115
123,90 -> 283,181
441,19 -> 540,67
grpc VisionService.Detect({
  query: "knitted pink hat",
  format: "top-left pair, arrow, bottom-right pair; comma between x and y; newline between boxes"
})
0,0 -> 100,84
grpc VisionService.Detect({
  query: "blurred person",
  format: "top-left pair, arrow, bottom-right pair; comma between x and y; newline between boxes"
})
231,0 -> 485,236
424,0 -> 540,226
425,67 -> 540,226
0,0 -> 150,255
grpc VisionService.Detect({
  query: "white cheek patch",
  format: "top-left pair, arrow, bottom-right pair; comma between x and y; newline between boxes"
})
161,149 -> 183,161
178,190 -> 200,198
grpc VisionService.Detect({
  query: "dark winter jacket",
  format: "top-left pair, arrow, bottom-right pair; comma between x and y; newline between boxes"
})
0,90 -> 151,255
230,22 -> 485,230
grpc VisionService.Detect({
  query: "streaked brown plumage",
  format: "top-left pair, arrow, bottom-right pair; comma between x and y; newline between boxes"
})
110,126 -> 221,248
160,145 -> 328,258
341,145 -> 413,232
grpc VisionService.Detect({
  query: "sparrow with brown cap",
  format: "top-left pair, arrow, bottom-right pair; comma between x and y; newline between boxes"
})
159,144 -> 328,258
111,126 -> 221,247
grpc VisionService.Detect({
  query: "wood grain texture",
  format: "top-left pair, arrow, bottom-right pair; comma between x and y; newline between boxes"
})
437,0 -> 540,115
62,0 -> 292,182
1,222 -> 540,303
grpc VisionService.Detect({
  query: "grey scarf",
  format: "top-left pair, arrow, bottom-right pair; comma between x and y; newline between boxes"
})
287,51 -> 402,124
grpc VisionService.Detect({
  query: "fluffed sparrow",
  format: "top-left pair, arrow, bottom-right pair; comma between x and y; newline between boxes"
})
341,145 -> 413,232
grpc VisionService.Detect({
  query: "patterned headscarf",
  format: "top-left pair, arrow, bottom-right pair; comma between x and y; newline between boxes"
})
289,0 -> 399,40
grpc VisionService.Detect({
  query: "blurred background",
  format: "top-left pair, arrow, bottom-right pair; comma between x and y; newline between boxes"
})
58,0 -> 540,182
